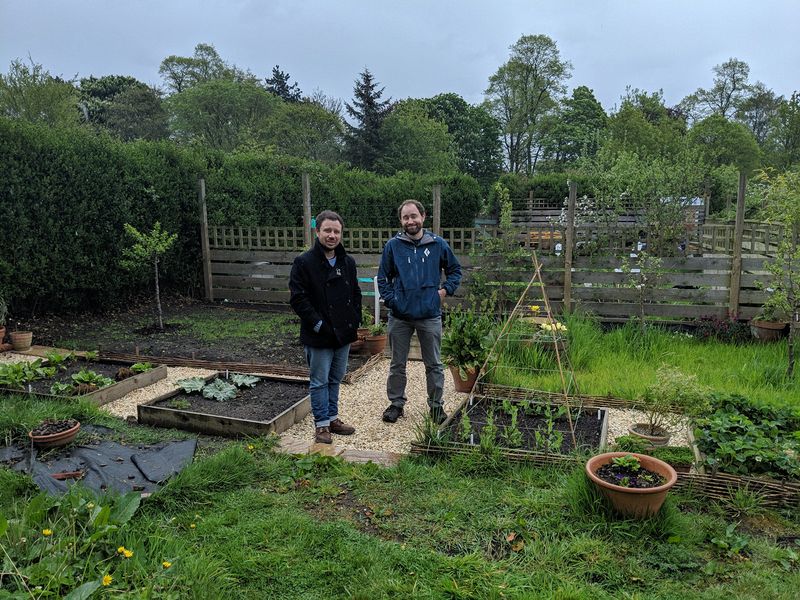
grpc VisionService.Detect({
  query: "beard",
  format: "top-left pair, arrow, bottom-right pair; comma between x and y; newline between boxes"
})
403,223 -> 421,235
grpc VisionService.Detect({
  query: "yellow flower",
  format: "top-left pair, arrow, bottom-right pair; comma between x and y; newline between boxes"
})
42,529 -> 53,536
86,502 -> 95,509
529,305 -> 541,313
162,561 -> 172,569
190,523 -> 196,529
122,549 -> 133,558
117,546 -> 126,554
102,574 -> 113,586
247,444 -> 255,451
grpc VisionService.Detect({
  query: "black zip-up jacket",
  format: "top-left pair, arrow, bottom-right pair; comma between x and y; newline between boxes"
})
289,239 -> 361,348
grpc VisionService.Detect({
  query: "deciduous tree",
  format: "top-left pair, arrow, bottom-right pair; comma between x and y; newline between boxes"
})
484,34 -> 572,175
680,58 -> 753,122
158,43 -> 254,94
0,59 -> 78,126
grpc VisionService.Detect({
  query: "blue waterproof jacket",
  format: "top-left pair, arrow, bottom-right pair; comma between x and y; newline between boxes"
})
377,230 -> 461,321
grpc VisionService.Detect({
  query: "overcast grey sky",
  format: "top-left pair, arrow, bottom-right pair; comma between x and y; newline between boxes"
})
1,0 -> 798,112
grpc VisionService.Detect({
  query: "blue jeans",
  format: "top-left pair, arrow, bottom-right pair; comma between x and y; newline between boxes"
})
304,344 -> 350,427
386,314 -> 444,410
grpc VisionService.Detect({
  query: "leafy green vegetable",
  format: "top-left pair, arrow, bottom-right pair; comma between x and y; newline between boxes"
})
230,373 -> 260,388
50,382 -> 74,396
176,377 -> 206,394
202,378 -> 238,402
71,369 -> 113,388
130,362 -> 154,373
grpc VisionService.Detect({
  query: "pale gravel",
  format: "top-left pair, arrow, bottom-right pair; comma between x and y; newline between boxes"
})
101,367 -> 216,420
605,407 -> 690,448
0,352 -> 43,364
282,357 -> 469,453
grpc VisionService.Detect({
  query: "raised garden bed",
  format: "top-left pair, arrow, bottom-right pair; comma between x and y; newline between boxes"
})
137,372 -> 310,438
0,357 -> 167,406
411,395 -> 608,461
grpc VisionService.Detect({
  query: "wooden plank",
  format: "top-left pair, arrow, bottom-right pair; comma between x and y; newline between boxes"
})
211,288 -> 291,303
572,256 -> 733,270
729,172 -> 747,316
574,302 -> 728,318
199,179 -> 213,301
213,275 -> 290,290
571,287 -> 730,303
571,271 -> 731,287
563,182 -> 576,313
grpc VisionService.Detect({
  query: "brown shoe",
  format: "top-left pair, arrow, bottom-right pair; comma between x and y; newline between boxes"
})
314,426 -> 332,444
329,418 -> 355,435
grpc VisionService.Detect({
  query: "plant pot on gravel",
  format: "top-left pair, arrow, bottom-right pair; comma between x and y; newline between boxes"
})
28,419 -> 81,448
365,322 -> 387,355
10,331 -> 32,352
448,365 -> 479,393
585,452 -> 678,518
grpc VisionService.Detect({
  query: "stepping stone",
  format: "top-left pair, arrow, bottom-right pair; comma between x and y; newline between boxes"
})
308,443 -> 343,457
339,448 -> 403,467
276,435 -> 313,455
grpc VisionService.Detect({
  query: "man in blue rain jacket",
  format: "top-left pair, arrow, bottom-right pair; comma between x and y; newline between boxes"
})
377,199 -> 461,425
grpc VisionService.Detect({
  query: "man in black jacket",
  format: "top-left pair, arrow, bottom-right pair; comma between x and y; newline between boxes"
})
289,210 -> 361,444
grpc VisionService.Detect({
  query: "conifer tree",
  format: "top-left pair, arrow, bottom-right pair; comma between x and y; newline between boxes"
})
264,65 -> 301,102
345,68 -> 392,170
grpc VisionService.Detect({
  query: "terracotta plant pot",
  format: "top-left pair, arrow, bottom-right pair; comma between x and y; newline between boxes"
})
364,334 -> 387,355
0,326 -> 5,343
28,419 -> 81,448
750,319 -> 787,342
585,452 -> 678,519
627,423 -> 670,446
349,339 -> 365,352
10,331 -> 32,352
356,327 -> 370,340
448,365 -> 479,393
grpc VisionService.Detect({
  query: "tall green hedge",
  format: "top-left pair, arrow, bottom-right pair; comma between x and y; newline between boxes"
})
0,119 -> 482,313
494,172 -> 599,210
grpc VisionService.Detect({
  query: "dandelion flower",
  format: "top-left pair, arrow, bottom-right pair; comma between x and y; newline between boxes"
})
122,549 -> 134,558
117,546 -> 126,554
162,561 -> 172,569
42,529 -> 53,536
190,523 -> 196,529
529,305 -> 541,313
102,574 -> 113,586
247,444 -> 255,451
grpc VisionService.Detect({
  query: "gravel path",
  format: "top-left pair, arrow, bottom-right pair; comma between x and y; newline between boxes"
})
283,357 -> 468,453
0,352 -> 43,364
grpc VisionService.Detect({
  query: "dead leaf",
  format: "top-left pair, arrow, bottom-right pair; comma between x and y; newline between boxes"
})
506,532 -> 517,542
511,540 -> 524,552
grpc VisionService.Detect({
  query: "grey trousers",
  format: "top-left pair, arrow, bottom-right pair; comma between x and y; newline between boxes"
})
387,314 -> 444,409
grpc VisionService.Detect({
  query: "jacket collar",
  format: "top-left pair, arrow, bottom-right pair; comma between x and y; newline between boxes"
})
312,239 -> 346,261
396,230 -> 436,245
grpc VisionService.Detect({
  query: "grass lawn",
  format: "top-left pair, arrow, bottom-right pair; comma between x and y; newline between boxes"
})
1,396 -> 799,599
487,316 -> 800,410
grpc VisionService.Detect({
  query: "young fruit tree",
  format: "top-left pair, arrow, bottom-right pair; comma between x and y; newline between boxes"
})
759,170 -> 800,376
121,222 -> 177,331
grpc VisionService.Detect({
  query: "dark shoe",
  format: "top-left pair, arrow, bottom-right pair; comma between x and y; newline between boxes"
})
314,426 -> 332,444
382,404 -> 403,423
430,406 -> 448,425
329,418 -> 355,435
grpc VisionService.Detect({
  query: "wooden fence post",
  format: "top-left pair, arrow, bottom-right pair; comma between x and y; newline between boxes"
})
302,172 -> 312,248
563,181 -> 577,314
728,172 -> 747,317
198,178 -> 214,301
432,184 -> 441,236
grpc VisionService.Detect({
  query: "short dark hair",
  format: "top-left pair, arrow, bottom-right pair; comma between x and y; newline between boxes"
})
397,199 -> 426,219
315,210 -> 344,230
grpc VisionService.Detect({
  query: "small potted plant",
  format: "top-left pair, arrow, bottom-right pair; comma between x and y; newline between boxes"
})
359,305 -> 373,339
441,307 -> 494,393
364,321 -> 387,355
628,366 -> 708,446
531,320 -> 568,353
585,452 -> 678,518
9,321 -> 33,352
28,418 -> 81,448
750,304 -> 788,342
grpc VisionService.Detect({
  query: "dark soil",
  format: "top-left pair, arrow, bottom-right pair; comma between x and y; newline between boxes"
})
447,400 -> 604,453
18,297 -> 370,372
594,463 -> 667,489
153,376 -> 308,421
30,419 -> 78,436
